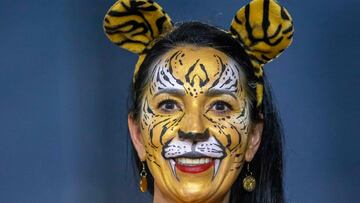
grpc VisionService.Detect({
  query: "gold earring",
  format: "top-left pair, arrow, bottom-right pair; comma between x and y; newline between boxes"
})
243,162 -> 256,192
139,161 -> 148,192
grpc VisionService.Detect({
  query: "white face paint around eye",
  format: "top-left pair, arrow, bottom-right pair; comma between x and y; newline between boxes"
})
208,56 -> 241,94
151,58 -> 184,93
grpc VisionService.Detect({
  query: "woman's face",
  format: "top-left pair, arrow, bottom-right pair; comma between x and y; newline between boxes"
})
130,46 -> 262,202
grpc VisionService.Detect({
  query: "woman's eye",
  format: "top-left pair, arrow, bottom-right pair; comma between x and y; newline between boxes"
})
210,101 -> 232,113
158,100 -> 180,112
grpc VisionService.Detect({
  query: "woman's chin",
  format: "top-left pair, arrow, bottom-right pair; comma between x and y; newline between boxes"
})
172,187 -> 228,203
163,178 -> 225,203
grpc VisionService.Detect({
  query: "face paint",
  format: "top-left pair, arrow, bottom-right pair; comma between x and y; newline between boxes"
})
140,46 -> 251,202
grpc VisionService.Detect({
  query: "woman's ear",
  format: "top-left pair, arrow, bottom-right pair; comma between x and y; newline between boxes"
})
245,115 -> 264,162
128,114 -> 146,161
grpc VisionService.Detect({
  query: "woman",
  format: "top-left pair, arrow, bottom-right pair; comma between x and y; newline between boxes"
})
103,0 -> 294,202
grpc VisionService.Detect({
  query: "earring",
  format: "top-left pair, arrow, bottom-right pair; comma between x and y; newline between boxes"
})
139,161 -> 148,192
243,162 -> 256,192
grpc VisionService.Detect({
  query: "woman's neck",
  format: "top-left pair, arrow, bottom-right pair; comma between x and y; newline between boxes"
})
153,184 -> 230,203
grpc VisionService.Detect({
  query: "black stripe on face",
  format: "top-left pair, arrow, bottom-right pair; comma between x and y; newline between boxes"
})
184,59 -> 201,87
209,55 -> 227,89
208,56 -> 241,96
145,149 -> 161,168
150,56 -> 186,94
173,51 -> 214,88
203,114 -> 232,149
159,113 -> 185,145
166,51 -> 185,86
236,105 -> 246,119
199,64 -> 210,87
142,95 -> 185,148
146,155 -> 161,168
149,117 -> 171,148
228,123 -> 245,152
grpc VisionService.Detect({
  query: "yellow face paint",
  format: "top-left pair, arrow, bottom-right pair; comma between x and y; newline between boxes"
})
140,46 -> 251,202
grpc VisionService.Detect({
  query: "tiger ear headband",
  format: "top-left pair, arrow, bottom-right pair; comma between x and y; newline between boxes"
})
103,0 -> 294,107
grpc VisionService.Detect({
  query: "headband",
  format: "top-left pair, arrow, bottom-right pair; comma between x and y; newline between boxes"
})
103,0 -> 294,107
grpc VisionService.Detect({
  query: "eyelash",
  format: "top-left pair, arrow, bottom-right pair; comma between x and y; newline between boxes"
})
209,100 -> 233,113
157,99 -> 181,112
156,99 -> 233,114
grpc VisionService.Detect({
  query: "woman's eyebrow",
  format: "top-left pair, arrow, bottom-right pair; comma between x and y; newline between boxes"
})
205,89 -> 237,99
154,88 -> 186,97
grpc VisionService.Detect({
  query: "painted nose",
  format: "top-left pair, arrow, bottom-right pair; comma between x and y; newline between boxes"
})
178,129 -> 210,143
179,99 -> 208,142
182,102 -> 206,134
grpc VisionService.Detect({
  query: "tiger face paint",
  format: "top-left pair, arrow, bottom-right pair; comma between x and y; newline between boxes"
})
139,46 -> 252,202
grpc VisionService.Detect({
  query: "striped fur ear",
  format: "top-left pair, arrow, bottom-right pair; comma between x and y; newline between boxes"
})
103,0 -> 173,54
230,0 -> 294,77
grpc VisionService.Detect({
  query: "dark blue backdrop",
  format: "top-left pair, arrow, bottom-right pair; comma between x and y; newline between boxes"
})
1,0 -> 359,202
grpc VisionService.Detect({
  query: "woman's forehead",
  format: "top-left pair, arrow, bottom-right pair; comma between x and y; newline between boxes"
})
160,46 -> 231,80
147,46 -> 244,97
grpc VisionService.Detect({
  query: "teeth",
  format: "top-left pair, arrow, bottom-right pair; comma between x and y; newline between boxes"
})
170,158 -> 222,180
213,159 -> 220,178
175,158 -> 212,165
169,159 -> 177,178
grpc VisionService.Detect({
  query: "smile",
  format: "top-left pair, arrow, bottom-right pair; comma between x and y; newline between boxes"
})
163,136 -> 226,179
169,156 -> 221,177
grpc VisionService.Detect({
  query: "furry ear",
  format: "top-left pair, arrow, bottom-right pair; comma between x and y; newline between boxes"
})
103,0 -> 173,54
230,0 -> 294,77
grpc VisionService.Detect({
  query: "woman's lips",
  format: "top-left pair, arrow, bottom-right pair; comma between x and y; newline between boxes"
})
175,158 -> 214,174
168,157 -> 221,179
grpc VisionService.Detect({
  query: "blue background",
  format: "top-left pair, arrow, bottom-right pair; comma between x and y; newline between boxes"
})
1,0 -> 359,202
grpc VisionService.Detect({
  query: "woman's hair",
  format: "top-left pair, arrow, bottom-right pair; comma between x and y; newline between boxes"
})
128,22 -> 284,203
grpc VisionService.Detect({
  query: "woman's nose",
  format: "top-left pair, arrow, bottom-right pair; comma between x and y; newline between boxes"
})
178,128 -> 210,143
180,101 -> 207,138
